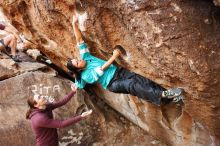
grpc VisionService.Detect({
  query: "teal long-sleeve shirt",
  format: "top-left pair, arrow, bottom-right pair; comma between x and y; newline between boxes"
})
75,42 -> 117,89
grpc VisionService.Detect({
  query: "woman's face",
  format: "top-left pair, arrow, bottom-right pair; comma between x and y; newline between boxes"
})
71,59 -> 86,69
34,95 -> 48,109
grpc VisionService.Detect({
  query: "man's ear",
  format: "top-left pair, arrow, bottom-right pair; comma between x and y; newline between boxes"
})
73,74 -> 76,78
77,68 -> 81,71
34,103 -> 38,108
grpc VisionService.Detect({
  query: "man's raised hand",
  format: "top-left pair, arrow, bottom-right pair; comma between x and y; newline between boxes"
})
81,109 -> 93,118
71,83 -> 77,92
113,49 -> 122,58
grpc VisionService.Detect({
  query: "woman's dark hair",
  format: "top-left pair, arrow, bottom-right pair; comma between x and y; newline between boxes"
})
26,96 -> 37,119
66,58 -> 82,82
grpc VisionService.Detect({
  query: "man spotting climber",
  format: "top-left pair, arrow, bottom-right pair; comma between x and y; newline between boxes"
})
66,11 -> 184,106
0,23 -> 22,62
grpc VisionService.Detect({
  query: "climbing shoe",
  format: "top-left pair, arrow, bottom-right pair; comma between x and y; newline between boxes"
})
12,55 -> 22,62
162,88 -> 183,99
173,95 -> 184,102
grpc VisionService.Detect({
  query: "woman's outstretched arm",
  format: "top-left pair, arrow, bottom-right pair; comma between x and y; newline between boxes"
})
36,115 -> 82,128
35,110 -> 92,128
48,84 -> 77,110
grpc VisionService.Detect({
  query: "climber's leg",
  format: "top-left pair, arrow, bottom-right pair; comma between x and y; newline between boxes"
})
0,34 -> 17,55
0,37 -> 12,56
0,39 -> 6,50
107,68 -> 164,105
8,35 -> 17,56
108,68 -> 183,105
0,35 -> 22,62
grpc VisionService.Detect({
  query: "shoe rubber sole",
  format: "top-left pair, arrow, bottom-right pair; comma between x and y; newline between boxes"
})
173,95 -> 184,102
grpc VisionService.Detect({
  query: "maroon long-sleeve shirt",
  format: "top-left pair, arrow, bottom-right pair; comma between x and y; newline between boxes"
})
30,91 -> 83,146
0,24 -> 5,30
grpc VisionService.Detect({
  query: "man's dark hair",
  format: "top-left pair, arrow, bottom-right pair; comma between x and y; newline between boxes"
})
66,58 -> 81,82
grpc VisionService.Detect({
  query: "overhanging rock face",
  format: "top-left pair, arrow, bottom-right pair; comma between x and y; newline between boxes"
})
214,0 -> 220,6
0,0 -> 220,145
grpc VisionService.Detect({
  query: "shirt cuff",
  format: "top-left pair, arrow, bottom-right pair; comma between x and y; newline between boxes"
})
95,67 -> 104,76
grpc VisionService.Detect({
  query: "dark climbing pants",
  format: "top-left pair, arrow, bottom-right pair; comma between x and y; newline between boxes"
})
107,67 -> 165,106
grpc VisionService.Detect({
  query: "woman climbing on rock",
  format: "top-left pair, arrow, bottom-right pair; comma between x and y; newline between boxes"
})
66,11 -> 184,106
26,84 -> 92,146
